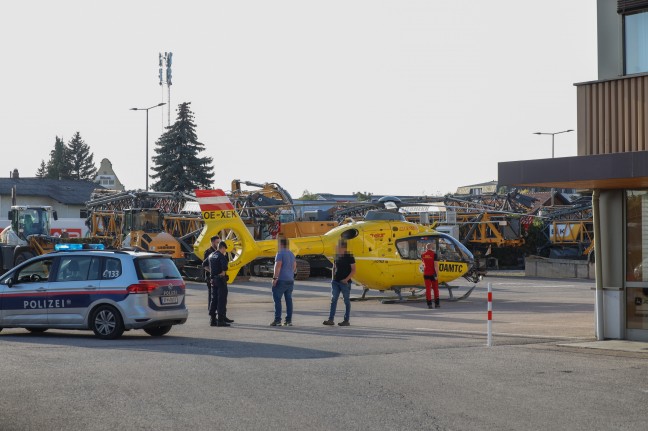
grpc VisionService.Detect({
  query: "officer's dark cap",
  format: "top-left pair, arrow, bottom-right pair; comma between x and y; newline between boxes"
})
218,241 -> 228,250
210,235 -> 220,242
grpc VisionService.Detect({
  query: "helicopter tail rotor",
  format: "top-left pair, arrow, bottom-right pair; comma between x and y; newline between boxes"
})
194,189 -> 264,281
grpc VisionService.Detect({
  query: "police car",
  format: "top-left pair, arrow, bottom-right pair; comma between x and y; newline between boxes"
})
0,245 -> 188,339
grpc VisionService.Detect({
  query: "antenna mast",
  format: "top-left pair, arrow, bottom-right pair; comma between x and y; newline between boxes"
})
158,52 -> 173,128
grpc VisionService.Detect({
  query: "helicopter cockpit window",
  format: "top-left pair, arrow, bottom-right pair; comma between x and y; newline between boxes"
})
395,235 -> 471,262
396,240 -> 409,258
436,237 -> 462,261
396,238 -> 423,260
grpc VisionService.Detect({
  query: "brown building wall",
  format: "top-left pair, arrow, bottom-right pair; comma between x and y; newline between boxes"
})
576,74 -> 648,156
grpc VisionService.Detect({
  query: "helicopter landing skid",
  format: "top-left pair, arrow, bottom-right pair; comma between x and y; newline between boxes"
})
355,283 -> 477,304
350,287 -> 371,302
350,287 -> 405,302
443,282 -> 477,302
380,287 -> 423,304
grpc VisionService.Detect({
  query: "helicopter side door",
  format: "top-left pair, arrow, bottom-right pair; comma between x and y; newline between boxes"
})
391,237 -> 427,287
353,226 -> 392,290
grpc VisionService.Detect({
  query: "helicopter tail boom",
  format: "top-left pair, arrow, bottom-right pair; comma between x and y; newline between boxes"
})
194,189 -> 263,280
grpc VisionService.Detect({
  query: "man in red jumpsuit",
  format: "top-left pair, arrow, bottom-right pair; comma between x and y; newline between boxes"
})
421,243 -> 440,309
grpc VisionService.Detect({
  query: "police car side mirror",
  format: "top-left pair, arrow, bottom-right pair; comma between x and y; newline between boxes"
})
4,278 -> 13,288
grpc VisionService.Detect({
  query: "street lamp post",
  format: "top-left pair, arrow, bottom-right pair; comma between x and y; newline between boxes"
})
533,129 -> 574,206
130,102 -> 166,190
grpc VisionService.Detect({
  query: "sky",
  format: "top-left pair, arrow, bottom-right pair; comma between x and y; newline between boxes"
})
0,1 -> 597,197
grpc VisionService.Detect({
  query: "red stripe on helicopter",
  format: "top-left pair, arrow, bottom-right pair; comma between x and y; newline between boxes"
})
195,189 -> 235,211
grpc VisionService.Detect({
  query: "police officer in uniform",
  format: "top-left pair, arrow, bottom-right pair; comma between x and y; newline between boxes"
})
209,241 -> 233,327
202,235 -> 220,311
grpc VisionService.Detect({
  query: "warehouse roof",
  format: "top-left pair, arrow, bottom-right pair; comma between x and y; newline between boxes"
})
0,177 -> 102,205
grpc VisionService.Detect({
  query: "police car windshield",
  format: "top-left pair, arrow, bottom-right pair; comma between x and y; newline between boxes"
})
136,257 -> 181,280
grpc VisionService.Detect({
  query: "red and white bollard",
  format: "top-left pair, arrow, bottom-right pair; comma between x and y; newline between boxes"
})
487,282 -> 493,347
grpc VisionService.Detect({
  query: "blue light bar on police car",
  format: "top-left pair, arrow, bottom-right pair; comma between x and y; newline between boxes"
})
54,243 -> 105,251
55,244 -> 82,251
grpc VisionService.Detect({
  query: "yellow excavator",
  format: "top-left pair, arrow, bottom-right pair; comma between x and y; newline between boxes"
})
121,208 -> 186,265
0,205 -> 58,271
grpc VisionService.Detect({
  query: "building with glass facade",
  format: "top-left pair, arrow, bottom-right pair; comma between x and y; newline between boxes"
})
499,0 -> 648,341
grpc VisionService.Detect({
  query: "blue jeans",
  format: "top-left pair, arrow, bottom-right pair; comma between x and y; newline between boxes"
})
272,280 -> 294,322
329,280 -> 351,321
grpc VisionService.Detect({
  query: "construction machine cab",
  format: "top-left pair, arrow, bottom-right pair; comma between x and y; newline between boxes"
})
8,206 -> 58,242
122,209 -> 163,234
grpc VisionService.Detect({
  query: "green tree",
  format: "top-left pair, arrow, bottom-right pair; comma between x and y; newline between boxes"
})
46,136 -> 73,180
523,218 -> 550,256
67,132 -> 97,181
353,191 -> 373,201
35,160 -> 47,178
298,189 -> 320,200
151,102 -> 214,192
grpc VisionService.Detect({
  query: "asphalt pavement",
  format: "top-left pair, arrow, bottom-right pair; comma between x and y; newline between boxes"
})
1,275 -> 647,431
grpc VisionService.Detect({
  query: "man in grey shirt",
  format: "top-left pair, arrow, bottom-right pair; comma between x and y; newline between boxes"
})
271,237 -> 297,327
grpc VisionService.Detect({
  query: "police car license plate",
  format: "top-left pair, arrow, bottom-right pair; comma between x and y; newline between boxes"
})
161,296 -> 178,305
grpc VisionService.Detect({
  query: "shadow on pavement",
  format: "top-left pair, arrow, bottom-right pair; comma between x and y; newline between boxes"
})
0,332 -> 340,360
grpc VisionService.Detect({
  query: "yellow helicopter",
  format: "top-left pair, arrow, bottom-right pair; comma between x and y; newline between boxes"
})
194,189 -> 481,301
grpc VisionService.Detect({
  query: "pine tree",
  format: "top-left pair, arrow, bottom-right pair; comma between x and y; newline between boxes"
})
35,160 -> 47,178
67,132 -> 97,181
46,136 -> 73,180
151,102 -> 214,192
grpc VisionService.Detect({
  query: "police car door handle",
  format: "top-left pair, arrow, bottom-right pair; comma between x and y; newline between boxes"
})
36,287 -> 46,292
84,286 -> 97,290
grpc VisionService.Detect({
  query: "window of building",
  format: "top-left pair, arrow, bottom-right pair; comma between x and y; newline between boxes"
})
625,190 -> 648,330
624,10 -> 648,74
626,191 -> 646,282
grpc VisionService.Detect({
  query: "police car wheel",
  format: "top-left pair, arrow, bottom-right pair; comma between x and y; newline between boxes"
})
26,328 -> 47,333
91,305 -> 125,340
143,325 -> 172,337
